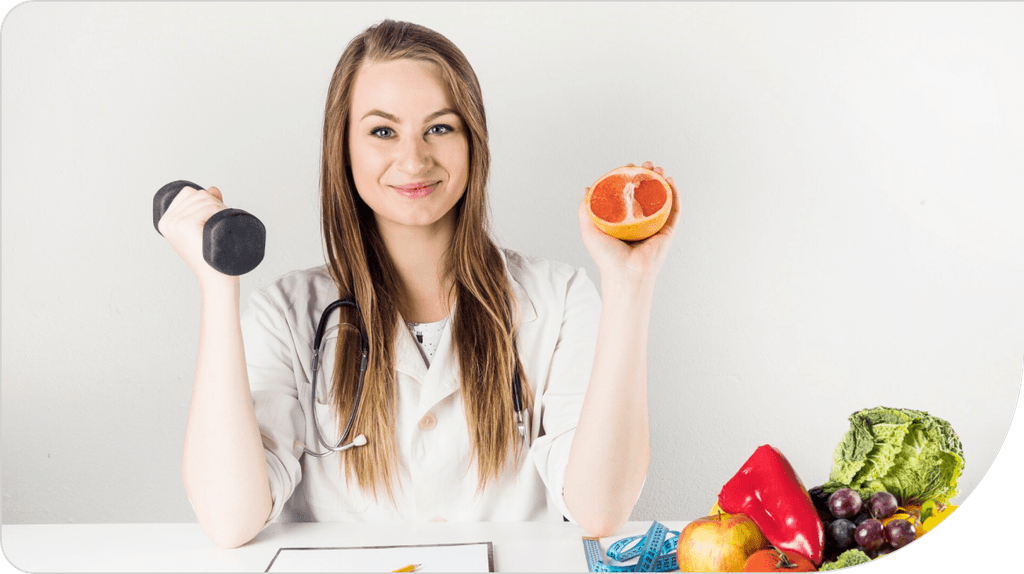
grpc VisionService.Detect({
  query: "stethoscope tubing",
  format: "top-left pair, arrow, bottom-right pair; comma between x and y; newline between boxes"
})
305,299 -> 367,458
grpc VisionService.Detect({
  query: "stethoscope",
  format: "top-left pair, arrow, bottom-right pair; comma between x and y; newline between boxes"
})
303,298 -> 531,458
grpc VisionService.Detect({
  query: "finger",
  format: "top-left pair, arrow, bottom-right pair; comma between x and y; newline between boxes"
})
182,193 -> 224,214
642,160 -> 654,170
205,186 -> 223,202
578,196 -> 597,238
168,186 -> 217,215
157,193 -> 213,237
166,207 -> 221,244
578,189 -> 603,234
160,189 -> 206,226
660,182 -> 682,234
171,186 -> 218,210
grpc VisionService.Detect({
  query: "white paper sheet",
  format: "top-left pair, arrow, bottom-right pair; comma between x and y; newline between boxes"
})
265,541 -> 494,572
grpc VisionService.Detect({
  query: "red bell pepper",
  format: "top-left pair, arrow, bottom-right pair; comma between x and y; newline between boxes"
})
717,445 -> 825,565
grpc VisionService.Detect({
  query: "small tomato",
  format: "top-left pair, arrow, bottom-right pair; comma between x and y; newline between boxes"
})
743,548 -> 816,572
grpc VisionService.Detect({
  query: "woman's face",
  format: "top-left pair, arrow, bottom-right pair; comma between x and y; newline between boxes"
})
347,58 -> 469,236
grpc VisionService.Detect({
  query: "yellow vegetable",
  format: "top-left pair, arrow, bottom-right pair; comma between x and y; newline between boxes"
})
880,512 -> 914,528
918,499 -> 957,535
709,500 -> 721,515
708,500 -> 739,518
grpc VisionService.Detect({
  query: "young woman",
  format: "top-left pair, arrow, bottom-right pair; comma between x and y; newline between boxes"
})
159,20 -> 679,549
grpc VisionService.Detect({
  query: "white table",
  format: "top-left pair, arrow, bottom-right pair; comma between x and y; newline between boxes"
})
1,520 -> 689,572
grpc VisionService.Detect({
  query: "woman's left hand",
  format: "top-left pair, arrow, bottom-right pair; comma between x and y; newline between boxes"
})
577,160 -> 681,285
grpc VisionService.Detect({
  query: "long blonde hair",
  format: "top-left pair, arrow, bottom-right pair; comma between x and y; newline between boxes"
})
319,20 -> 533,503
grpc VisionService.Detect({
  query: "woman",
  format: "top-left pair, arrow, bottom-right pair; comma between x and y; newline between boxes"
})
159,19 -> 679,549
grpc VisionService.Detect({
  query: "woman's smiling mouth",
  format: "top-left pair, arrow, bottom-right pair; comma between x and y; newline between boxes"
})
393,181 -> 440,198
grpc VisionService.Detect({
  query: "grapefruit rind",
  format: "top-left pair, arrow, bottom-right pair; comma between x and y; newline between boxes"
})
585,166 -> 673,241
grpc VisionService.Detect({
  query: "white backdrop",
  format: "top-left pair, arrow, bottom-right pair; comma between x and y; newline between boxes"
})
3,0 -> 1022,544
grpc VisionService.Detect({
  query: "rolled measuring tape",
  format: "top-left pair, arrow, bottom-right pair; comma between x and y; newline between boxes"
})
582,521 -> 679,572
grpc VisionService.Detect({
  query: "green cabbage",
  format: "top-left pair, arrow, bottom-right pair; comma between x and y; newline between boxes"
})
822,407 -> 964,504
819,549 -> 871,570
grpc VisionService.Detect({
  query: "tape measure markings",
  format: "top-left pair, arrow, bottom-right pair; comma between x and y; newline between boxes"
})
637,521 -> 667,572
581,522 -> 679,573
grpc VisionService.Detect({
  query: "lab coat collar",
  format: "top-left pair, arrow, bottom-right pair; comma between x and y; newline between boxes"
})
499,248 -> 538,324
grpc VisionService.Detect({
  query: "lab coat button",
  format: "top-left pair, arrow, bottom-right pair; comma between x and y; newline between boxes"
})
418,412 -> 437,431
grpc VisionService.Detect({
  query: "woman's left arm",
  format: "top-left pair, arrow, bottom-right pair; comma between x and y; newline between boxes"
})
563,161 -> 681,537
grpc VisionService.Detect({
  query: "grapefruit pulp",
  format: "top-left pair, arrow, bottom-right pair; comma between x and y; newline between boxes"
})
585,165 -> 673,241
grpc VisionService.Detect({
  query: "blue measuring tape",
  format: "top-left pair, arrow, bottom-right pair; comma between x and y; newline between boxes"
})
582,521 -> 679,572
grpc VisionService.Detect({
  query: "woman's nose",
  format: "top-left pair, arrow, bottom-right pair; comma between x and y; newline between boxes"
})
396,136 -> 431,175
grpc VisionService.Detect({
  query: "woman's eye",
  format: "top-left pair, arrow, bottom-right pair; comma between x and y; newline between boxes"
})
427,124 -> 454,136
370,127 -> 395,139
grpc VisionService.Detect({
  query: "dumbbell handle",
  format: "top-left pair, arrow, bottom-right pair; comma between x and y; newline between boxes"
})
153,180 -> 266,276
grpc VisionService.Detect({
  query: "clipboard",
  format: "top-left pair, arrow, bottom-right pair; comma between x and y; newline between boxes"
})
265,541 -> 495,572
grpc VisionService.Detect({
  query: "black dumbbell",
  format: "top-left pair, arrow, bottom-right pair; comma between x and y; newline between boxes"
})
153,180 -> 266,276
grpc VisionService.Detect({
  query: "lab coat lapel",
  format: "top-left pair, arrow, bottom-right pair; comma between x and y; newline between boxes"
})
418,312 -> 458,411
394,315 -> 429,384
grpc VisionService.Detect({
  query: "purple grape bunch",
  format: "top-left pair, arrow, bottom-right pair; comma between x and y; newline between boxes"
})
814,487 -> 918,561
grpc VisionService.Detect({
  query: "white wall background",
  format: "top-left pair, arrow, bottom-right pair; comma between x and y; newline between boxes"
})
3,1 -> 1022,528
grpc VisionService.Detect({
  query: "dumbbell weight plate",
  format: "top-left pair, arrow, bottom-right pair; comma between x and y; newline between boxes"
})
203,208 -> 266,276
153,180 -> 266,276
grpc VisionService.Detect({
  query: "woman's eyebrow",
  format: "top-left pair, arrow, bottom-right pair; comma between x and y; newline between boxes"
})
423,108 -> 459,123
361,109 -> 400,123
360,108 -> 458,123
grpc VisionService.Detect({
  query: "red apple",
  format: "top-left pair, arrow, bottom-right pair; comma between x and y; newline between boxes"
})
677,512 -> 771,572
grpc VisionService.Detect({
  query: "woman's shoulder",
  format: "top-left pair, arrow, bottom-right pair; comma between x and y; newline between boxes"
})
501,248 -> 579,282
248,265 -> 336,316
500,248 -> 597,303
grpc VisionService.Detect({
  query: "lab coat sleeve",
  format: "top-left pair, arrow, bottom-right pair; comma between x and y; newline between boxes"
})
240,288 -> 306,528
529,266 -> 602,524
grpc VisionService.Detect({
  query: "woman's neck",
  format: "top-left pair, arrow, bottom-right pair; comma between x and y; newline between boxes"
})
377,217 -> 456,324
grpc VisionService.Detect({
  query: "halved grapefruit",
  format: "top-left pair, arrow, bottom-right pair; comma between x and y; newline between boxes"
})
585,165 -> 673,241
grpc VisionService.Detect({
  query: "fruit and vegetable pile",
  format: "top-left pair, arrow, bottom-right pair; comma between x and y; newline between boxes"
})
676,406 -> 965,571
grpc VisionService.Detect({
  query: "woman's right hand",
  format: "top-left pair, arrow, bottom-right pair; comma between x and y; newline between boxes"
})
157,185 -> 238,290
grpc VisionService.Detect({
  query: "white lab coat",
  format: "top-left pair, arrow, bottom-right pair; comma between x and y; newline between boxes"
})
241,249 -> 604,527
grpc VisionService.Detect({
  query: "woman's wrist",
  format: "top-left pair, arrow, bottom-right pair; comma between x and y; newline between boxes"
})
199,275 -> 241,306
600,272 -> 658,302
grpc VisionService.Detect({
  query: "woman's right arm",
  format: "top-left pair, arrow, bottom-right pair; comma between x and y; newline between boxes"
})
159,186 -> 272,548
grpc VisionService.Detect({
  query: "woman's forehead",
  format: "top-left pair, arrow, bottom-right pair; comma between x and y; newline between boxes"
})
350,58 -> 456,121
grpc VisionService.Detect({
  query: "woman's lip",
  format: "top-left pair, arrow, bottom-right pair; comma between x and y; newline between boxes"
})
393,181 -> 440,198
393,181 -> 439,192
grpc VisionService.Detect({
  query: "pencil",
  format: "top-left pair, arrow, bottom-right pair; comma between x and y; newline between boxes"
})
391,564 -> 419,572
